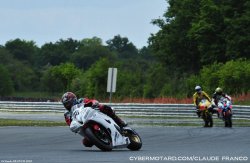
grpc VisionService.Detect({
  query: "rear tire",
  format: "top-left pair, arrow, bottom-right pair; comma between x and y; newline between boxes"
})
203,112 -> 213,127
224,111 -> 232,128
84,127 -> 112,151
208,115 -> 213,127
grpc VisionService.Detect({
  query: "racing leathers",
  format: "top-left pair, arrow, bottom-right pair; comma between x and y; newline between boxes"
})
193,91 -> 213,117
212,93 -> 232,118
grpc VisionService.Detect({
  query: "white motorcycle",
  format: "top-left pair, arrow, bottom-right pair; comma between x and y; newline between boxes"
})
70,104 -> 142,151
217,97 -> 233,127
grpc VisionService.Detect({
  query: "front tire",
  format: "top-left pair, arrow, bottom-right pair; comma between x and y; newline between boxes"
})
202,112 -> 213,127
208,114 -> 213,127
84,127 -> 113,151
224,111 -> 232,128
124,129 -> 142,151
127,134 -> 142,151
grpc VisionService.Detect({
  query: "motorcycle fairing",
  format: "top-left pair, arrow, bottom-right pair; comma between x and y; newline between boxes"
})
73,106 -> 130,147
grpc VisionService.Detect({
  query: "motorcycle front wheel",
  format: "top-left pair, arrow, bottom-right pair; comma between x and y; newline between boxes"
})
124,129 -> 142,151
202,111 -> 213,127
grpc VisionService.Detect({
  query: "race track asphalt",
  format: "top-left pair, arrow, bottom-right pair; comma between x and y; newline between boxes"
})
0,126 -> 249,163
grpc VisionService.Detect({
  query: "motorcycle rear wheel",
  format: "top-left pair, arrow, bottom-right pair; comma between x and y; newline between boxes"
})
224,112 -> 232,127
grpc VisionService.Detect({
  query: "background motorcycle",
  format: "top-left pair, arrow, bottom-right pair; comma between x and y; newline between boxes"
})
71,105 -> 142,151
217,97 -> 233,127
198,99 -> 213,127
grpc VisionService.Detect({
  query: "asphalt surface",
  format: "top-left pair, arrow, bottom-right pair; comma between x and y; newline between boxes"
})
0,126 -> 249,163
0,112 -> 64,122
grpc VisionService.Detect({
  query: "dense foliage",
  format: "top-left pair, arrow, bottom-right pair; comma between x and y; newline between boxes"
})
149,0 -> 250,97
0,0 -> 249,100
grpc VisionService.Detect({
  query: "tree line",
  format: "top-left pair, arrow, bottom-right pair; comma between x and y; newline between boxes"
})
0,36 -> 156,99
0,0 -> 249,100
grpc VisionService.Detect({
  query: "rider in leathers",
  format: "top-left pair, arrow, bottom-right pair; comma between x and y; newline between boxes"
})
61,92 -> 127,147
212,87 -> 232,118
212,87 -> 232,106
193,86 -> 215,117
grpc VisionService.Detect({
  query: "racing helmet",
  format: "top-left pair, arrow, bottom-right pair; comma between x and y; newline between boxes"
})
215,87 -> 223,95
61,92 -> 77,111
195,85 -> 202,93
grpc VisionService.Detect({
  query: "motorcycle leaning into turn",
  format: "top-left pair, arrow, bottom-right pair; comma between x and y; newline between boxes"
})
70,103 -> 142,151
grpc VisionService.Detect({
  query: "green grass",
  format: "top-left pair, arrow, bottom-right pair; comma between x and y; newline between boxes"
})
1,112 -> 250,127
1,118 -> 249,127
0,119 -> 66,127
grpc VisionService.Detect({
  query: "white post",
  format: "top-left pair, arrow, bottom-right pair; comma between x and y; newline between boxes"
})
107,68 -> 117,103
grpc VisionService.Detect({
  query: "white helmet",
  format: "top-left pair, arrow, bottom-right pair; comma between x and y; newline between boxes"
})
195,86 -> 202,93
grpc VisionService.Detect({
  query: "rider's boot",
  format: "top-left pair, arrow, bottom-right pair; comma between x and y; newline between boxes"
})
112,115 -> 128,135
112,114 -> 127,128
99,104 -> 127,129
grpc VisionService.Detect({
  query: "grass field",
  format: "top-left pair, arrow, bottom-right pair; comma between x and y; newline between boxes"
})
1,117 -> 249,127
